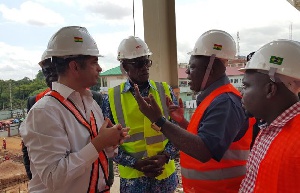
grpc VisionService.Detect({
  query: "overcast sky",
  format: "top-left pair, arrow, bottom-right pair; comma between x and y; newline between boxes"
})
0,0 -> 299,80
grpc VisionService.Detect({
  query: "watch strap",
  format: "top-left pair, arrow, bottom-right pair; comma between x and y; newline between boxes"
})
155,116 -> 167,127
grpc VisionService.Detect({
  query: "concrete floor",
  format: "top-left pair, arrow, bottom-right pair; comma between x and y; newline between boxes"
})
110,176 -> 120,193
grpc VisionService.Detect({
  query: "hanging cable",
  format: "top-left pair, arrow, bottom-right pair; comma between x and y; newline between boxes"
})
133,0 -> 136,36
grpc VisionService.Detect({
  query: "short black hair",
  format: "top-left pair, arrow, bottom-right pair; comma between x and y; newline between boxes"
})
52,55 -> 90,75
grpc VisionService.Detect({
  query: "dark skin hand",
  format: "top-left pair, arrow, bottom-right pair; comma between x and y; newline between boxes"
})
134,154 -> 168,178
166,96 -> 189,129
133,84 -> 212,163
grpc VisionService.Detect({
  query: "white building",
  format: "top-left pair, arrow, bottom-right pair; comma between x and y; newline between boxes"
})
99,66 -> 126,93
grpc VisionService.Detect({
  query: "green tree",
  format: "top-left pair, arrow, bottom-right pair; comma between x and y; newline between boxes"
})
0,80 -> 9,110
36,70 -> 45,81
0,72 -> 48,111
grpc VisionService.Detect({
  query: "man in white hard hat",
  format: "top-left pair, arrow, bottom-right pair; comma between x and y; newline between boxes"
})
134,29 -> 254,193
20,26 -> 129,193
239,40 -> 300,192
101,36 -> 179,192
244,51 -> 267,150
21,51 -> 115,186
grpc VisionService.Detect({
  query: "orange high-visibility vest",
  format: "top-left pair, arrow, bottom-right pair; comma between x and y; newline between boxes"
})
36,88 -> 51,101
180,84 -> 254,193
253,115 -> 300,193
47,90 -> 110,193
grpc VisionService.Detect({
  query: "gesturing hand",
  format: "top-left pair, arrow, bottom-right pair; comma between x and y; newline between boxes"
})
92,118 -> 130,152
166,96 -> 184,123
133,84 -> 163,123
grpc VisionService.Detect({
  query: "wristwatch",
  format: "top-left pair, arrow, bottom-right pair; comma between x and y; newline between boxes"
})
151,116 -> 167,132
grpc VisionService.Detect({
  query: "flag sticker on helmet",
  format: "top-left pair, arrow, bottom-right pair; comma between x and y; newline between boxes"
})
136,45 -> 142,49
269,56 -> 283,65
74,37 -> 83,42
213,44 -> 222,50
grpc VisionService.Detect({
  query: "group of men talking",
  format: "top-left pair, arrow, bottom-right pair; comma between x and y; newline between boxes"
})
20,25 -> 300,193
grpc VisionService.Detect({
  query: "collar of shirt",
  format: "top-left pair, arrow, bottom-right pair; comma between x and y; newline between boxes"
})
261,101 -> 300,130
52,81 -> 93,100
121,79 -> 158,94
196,75 -> 230,105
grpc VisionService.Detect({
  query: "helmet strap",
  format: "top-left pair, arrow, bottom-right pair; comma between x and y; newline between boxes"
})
200,54 -> 216,92
268,67 -> 278,82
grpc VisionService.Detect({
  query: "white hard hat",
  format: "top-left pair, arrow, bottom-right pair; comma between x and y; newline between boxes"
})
240,39 -> 300,80
45,26 -> 102,57
189,29 -> 236,60
240,39 -> 300,94
38,50 -> 50,67
117,36 -> 152,60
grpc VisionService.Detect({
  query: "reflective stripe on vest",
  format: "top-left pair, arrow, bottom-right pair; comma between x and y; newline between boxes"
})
180,83 -> 253,192
110,80 -> 169,158
108,80 -> 176,180
47,91 -> 110,193
222,149 -> 249,160
113,81 -> 169,127
125,132 -> 167,144
124,133 -> 168,159
182,165 -> 246,180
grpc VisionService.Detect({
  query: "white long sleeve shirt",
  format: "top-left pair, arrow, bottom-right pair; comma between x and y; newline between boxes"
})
20,82 -> 114,193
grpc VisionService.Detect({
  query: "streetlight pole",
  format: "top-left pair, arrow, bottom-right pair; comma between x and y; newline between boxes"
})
9,81 -> 13,118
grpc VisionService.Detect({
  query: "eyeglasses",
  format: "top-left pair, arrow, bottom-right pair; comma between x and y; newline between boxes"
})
126,59 -> 152,69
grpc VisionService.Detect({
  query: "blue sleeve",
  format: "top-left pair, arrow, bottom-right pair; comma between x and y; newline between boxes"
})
101,94 -> 115,124
163,141 -> 179,160
169,85 -> 178,106
198,93 -> 248,162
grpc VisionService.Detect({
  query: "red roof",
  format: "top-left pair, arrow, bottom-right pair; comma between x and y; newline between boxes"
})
178,68 -> 187,79
226,66 -> 244,76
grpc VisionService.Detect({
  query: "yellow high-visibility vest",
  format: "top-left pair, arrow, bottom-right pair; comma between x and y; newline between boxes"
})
108,80 -> 176,180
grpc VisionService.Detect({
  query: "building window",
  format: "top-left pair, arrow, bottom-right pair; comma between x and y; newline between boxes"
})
179,80 -> 188,87
234,79 -> 238,83
100,77 -> 107,87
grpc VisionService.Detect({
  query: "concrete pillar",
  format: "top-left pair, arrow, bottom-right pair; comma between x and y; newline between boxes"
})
142,0 -> 178,88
